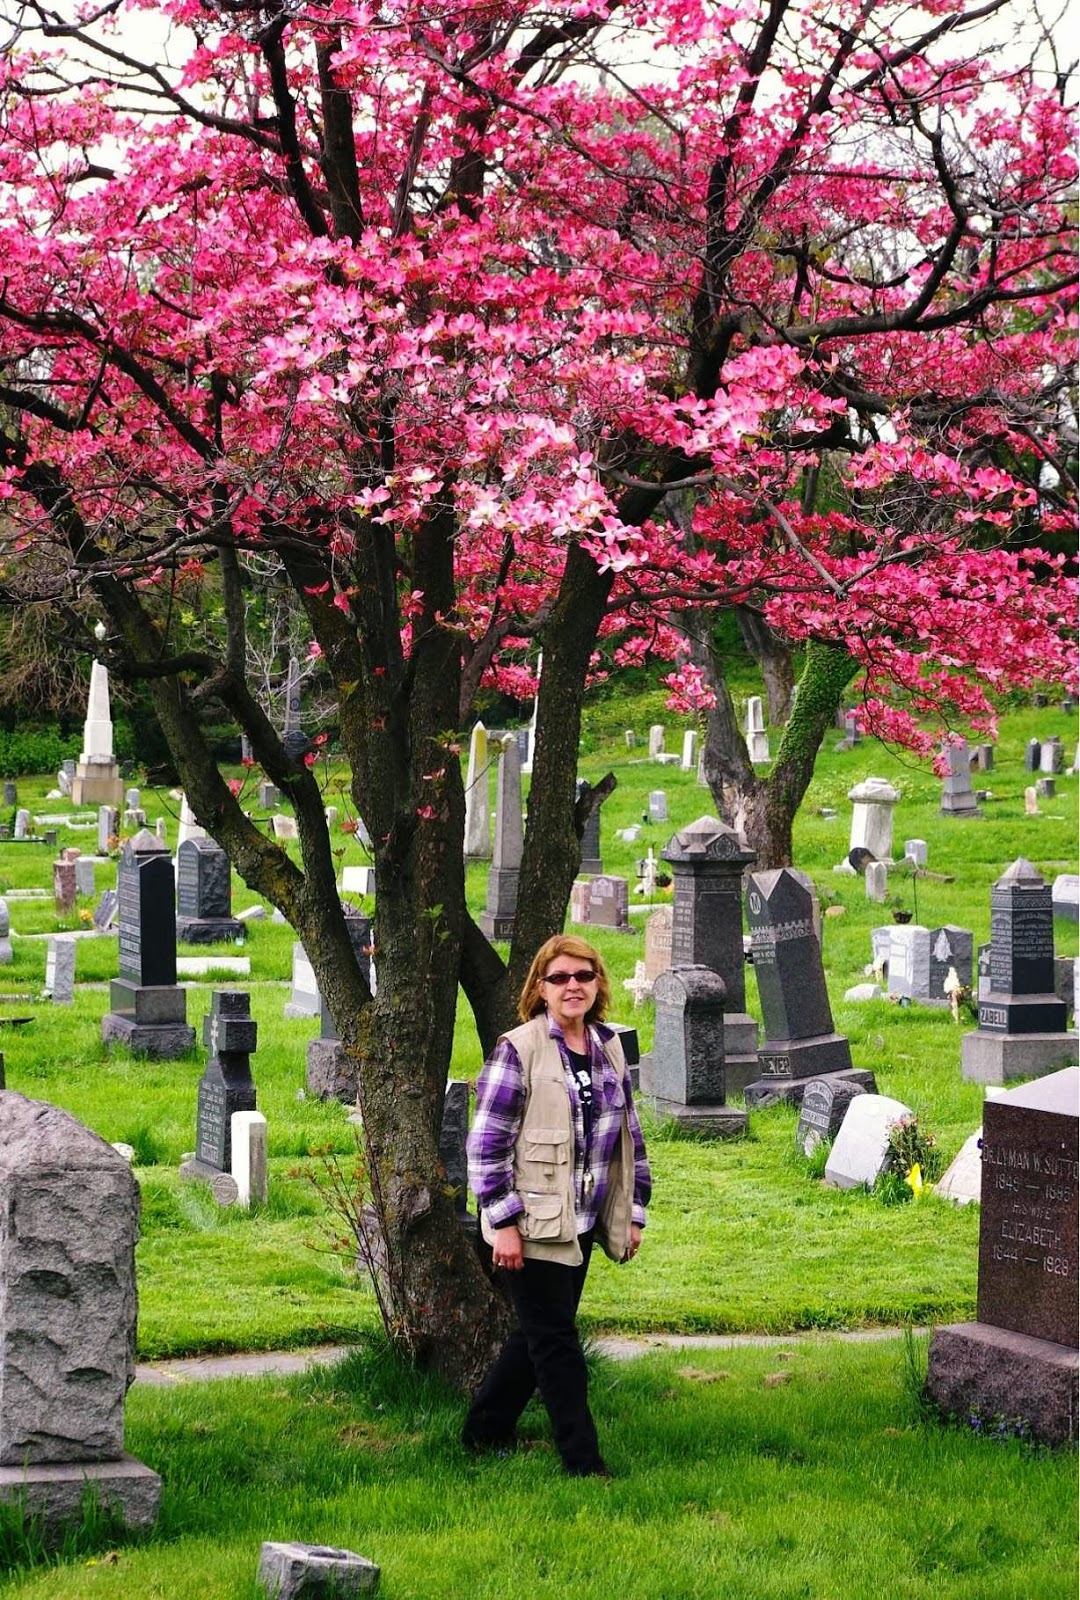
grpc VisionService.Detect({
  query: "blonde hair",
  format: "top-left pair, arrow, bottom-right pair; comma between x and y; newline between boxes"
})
518,934 -> 611,1024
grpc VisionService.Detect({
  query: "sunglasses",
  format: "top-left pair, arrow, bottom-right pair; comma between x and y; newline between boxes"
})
542,969 -> 597,986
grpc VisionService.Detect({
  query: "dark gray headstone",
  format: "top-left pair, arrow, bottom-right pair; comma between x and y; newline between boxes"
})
258,781 -> 280,810
795,1077 -> 868,1155
116,830 -> 177,987
2,782 -> 15,807
979,859 -> 1066,1035
640,966 -> 744,1136
283,656 -> 303,737
1024,738 -> 1041,773
576,779 -> 603,875
176,838 -> 243,943
439,1080 -> 471,1215
94,888 -> 119,931
192,992 -> 258,1174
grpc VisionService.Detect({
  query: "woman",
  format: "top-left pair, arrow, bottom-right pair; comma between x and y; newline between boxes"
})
463,933 -> 651,1478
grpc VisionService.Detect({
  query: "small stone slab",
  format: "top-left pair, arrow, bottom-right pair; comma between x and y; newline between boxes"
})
795,1077 -> 867,1156
258,1541 -> 380,1598
936,1129 -> 983,1205
824,1092 -> 912,1190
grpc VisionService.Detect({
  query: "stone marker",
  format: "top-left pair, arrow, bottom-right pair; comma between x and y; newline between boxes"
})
887,924 -> 974,1008
478,736 -> 523,941
0,899 -> 10,965
865,861 -> 888,902
2,781 -> 14,806
745,696 -> 769,764
306,915 -> 376,1102
648,789 -> 667,824
1040,736 -> 1064,774
903,839 -> 928,868
94,888 -> 119,931
576,779 -> 604,875
568,879 -> 591,925
341,865 -> 375,896
44,936 -> 76,1004
638,965 -> 747,1137
681,730 -> 698,771
926,1067 -> 1079,1446
257,1541 -> 380,1599
97,805 -> 118,855
174,795 -> 206,853
180,991 -> 258,1184
272,814 -> 299,841
847,777 -> 901,862
1051,874 -> 1079,924
258,780 -> 280,810
1035,777 -> 1055,799
795,1076 -> 868,1156
74,856 -> 95,897
439,1080 -> 474,1228
743,868 -> 873,1108
463,721 -> 491,861
662,816 -> 758,1091
1024,785 -> 1040,816
101,830 -> 195,1057
176,836 -> 244,944
935,1129 -> 983,1205
231,1110 -> 268,1208
939,741 -> 981,818
648,724 -> 665,759
962,859 -> 1077,1085
53,858 -> 77,915
624,729 -> 635,748
56,767 -> 72,797
0,1092 -> 161,1537
285,942 -> 321,1018
643,905 -> 673,987
584,873 -> 631,932
283,654 -> 303,737
70,660 -> 124,806
1024,737 -> 1041,773
13,808 -> 30,841
824,1092 -> 913,1189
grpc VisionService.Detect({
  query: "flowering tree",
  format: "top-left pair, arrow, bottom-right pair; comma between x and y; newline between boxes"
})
0,0 -> 1074,1380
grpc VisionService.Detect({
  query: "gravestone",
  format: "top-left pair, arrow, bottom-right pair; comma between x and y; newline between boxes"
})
887,924 -> 974,1008
97,805 -> 118,855
283,655 -> 303,736
662,816 -> 758,1092
306,915 -> 376,1102
962,859 -> 1077,1085
971,744 -> 995,772
939,741 -> 981,817
865,861 -> 888,902
569,879 -> 591,925
903,839 -> 928,869
1036,777 -> 1055,799
464,721 -> 491,861
638,966 -> 747,1137
742,868 -> 873,1108
1024,785 -> 1040,816
180,991 -> 258,1182
0,899 -> 10,965
176,837 -> 244,944
824,1092 -> 914,1189
795,1077 -> 868,1156
101,830 -> 195,1058
1024,737 -> 1042,773
44,936 -> 76,1004
341,865 -> 375,896
584,874 -> 631,932
1040,737 -> 1063,774
936,1129 -> 984,1205
240,732 -> 253,764
681,730 -> 698,771
13,809 -> 30,841
644,905 -> 673,986
648,725 -> 665,759
745,697 -> 769,764
647,790 -> 667,825
94,888 -> 119,931
70,661 -> 124,806
0,1093 -> 161,1537
175,795 -> 206,853
478,736 -> 523,941
257,1542 -> 380,1599
231,1110 -> 268,1208
56,767 -> 72,797
847,777 -> 901,861
575,779 -> 605,875
624,730 -> 636,748
2,781 -> 14,807
258,781 -> 280,810
440,1080 -> 474,1229
53,859 -> 77,915
1051,874 -> 1079,924
285,942 -> 321,1018
926,1068 -> 1079,1446
272,814 -> 298,842
73,856 -> 94,898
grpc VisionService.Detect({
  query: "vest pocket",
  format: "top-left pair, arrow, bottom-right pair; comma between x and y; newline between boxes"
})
519,1128 -> 570,1182
519,1192 -> 569,1241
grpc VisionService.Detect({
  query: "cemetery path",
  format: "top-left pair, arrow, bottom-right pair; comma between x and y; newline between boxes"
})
134,1328 -> 908,1386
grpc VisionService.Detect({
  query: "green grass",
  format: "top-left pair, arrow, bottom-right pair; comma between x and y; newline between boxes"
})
1,1337 -> 1075,1599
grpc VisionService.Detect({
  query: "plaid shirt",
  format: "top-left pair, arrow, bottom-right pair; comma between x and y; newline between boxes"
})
468,1016 -> 651,1234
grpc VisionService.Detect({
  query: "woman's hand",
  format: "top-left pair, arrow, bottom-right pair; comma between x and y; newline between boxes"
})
492,1224 -> 524,1271
623,1224 -> 643,1264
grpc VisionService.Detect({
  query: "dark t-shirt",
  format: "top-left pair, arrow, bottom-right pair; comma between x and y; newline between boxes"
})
566,1047 -> 594,1146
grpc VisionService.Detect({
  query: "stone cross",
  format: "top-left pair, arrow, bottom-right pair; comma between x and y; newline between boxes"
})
187,991 -> 258,1176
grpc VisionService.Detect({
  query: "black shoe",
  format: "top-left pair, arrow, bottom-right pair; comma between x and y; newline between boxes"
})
462,1432 -> 516,1458
565,1461 -> 612,1479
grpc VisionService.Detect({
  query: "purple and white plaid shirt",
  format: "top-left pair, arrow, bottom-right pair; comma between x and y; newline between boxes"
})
468,1015 -> 651,1234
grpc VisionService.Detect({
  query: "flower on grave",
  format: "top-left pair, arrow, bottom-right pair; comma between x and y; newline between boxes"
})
79,908 -> 93,925
904,1163 -> 924,1199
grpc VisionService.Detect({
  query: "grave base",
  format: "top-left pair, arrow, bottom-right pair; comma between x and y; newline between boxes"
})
70,767 -> 124,807
743,1067 -> 876,1110
926,1321 -> 1078,1448
306,1038 -> 359,1104
939,796 -> 982,817
960,1030 -> 1078,1085
101,1013 -> 195,1058
648,1098 -> 748,1138
175,916 -> 245,945
0,1454 -> 161,1543
477,912 -> 516,941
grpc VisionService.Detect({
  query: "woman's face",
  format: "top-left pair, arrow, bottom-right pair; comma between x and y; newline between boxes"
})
540,955 -> 599,1033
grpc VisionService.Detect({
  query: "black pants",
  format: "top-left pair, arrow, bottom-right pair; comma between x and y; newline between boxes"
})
463,1231 -> 604,1474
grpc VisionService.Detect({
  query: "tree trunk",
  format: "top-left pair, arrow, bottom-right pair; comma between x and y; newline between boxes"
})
735,605 -> 795,727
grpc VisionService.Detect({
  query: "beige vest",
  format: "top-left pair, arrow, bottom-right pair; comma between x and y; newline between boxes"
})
480,1015 -> 635,1267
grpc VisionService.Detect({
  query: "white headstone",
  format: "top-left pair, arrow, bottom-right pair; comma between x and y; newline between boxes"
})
824,1093 -> 913,1190
79,660 -> 116,763
57,769 -> 72,797
903,839 -> 928,868
176,796 -> 206,852
464,721 -> 491,860
1024,786 -> 1040,816
522,654 -> 542,776
648,791 -> 667,823
648,725 -> 665,759
44,935 -> 76,1004
342,865 -> 375,896
847,777 -> 901,861
936,1129 -> 982,1205
865,861 -> 888,902
681,730 -> 698,771
231,1110 -> 268,1207
272,815 -> 299,841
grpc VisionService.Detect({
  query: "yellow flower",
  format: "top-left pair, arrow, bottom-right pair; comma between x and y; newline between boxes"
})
904,1163 -> 924,1199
